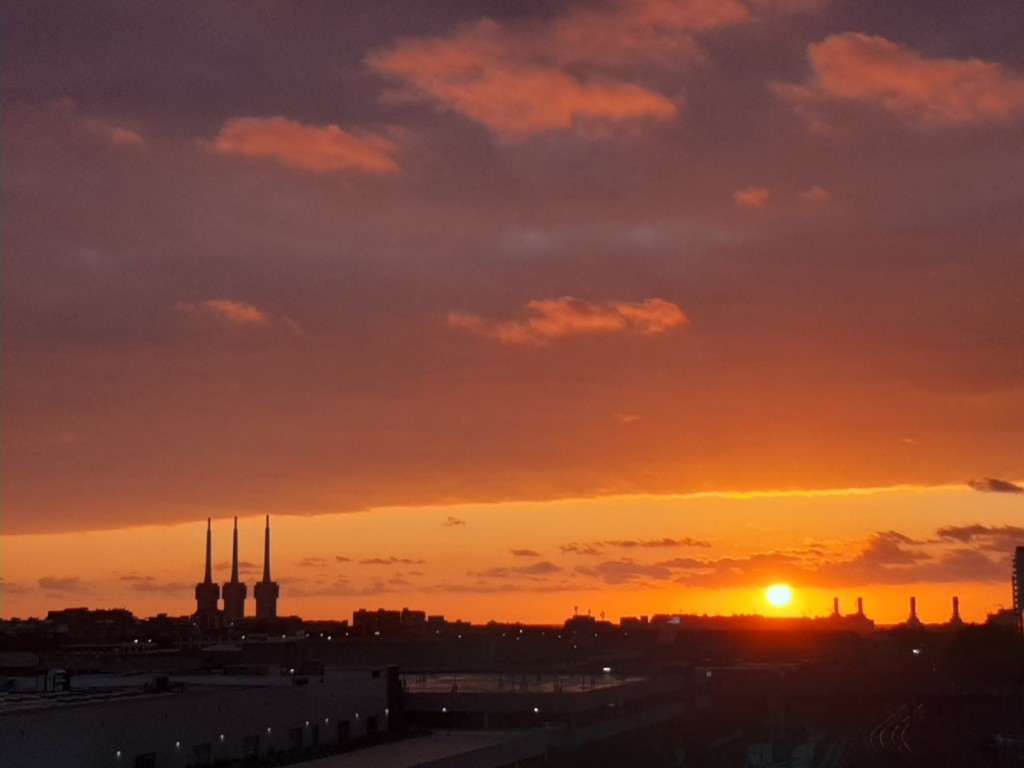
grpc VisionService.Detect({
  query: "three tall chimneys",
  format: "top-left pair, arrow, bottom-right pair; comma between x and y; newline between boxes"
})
195,516 -> 278,621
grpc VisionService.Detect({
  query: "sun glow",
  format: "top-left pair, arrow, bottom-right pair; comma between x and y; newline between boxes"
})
766,583 -> 793,607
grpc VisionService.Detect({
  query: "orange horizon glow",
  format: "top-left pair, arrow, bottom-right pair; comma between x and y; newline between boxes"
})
3,485 -> 1020,627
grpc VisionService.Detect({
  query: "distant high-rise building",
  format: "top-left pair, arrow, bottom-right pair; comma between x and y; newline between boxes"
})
254,515 -> 280,619
194,518 -> 220,617
1013,546 -> 1024,636
222,517 -> 248,620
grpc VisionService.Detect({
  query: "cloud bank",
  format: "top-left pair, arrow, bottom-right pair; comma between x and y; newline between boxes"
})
449,297 -> 688,344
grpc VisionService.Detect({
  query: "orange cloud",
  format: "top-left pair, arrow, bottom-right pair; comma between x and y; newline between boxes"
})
799,185 -> 831,202
176,298 -> 269,326
82,118 -> 144,145
734,186 -> 771,208
776,33 -> 1024,127
748,0 -> 828,12
369,0 -> 751,138
45,99 -> 145,146
448,297 -> 688,344
208,116 -> 399,173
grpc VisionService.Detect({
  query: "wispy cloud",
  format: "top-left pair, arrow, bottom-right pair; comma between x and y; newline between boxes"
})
421,576 -> 586,594
38,576 -> 86,592
285,579 -> 398,598
560,542 -> 605,556
176,298 -> 269,327
937,524 -> 1024,551
575,558 -> 674,584
118,573 -> 152,582
208,116 -> 399,173
359,556 -> 426,566
129,580 -> 191,594
476,561 -> 562,579
967,477 -> 1023,494
214,560 -> 259,575
775,33 -> 1024,128
799,185 -> 831,203
49,99 -> 145,146
81,116 -> 144,146
449,297 -> 687,345
0,578 -> 28,594
511,548 -> 541,557
734,186 -> 770,208
561,537 -> 709,556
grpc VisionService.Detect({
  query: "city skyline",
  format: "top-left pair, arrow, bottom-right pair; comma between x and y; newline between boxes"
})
4,486 -> 1022,625
3,1 -> 1024,625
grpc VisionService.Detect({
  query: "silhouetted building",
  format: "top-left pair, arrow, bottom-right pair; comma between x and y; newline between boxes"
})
949,595 -> 964,628
222,517 -> 248,621
1014,546 -> 1024,635
194,519 -> 220,619
906,596 -> 922,628
352,608 -> 428,635
254,515 -> 280,619
0,666 -> 396,768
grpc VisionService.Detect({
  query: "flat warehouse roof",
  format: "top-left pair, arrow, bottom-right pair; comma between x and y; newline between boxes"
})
293,730 -> 546,768
401,672 -> 642,694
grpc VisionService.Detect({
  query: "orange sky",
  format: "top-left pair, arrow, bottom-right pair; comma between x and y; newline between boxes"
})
2,0 -> 1023,623
3,485 -> 1021,625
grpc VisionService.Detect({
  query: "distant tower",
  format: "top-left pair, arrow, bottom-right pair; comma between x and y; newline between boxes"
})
856,597 -> 864,616
254,515 -> 280,619
832,597 -> 841,617
194,518 -> 220,617
222,517 -> 248,621
950,596 -> 964,627
907,596 -> 922,628
1013,547 -> 1024,636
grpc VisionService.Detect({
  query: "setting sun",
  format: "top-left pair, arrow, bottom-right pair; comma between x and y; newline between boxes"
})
766,583 -> 793,607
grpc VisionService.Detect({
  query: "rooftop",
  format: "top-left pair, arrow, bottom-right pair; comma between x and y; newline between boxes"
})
292,730 -> 546,768
400,671 -> 642,694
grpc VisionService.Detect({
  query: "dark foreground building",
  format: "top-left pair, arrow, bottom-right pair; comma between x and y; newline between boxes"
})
0,667 -> 395,767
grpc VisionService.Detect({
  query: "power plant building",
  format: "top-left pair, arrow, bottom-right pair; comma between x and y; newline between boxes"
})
194,517 -> 279,621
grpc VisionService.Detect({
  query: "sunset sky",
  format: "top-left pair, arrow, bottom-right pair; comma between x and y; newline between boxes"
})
3,0 -> 1023,625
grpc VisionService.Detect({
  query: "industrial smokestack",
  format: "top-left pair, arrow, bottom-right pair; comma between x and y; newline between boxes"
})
255,516 -> 280,620
833,597 -> 840,617
195,518 -> 220,617
907,596 -> 922,627
222,517 -> 248,620
204,517 -> 213,583
262,515 -> 272,582
230,517 -> 240,583
856,597 -> 864,616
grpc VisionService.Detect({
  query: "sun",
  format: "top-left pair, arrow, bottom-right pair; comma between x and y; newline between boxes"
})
766,583 -> 793,607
